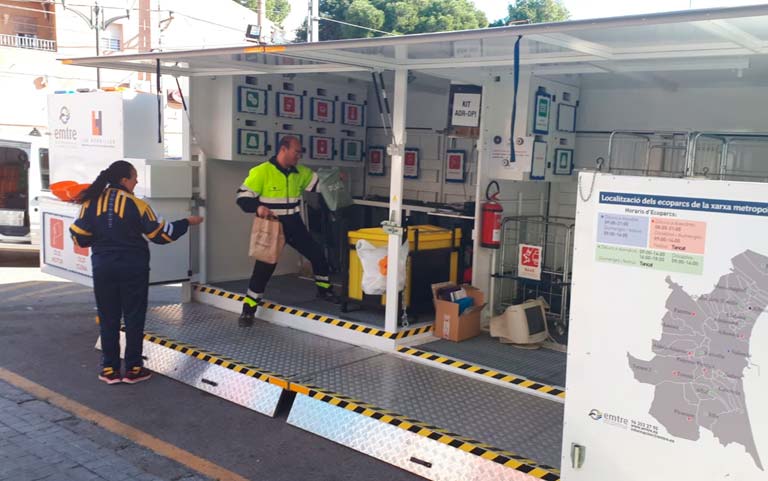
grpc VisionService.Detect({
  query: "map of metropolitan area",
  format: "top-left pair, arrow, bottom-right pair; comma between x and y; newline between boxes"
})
628,250 -> 765,470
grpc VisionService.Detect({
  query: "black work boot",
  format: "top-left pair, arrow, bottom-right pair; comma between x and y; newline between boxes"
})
238,303 -> 257,327
316,287 -> 341,304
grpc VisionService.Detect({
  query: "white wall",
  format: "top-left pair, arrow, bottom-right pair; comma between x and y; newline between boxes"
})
192,73 -> 368,161
549,180 -> 578,219
578,86 -> 768,132
190,76 -> 235,160
193,72 -> 369,282
574,85 -> 768,179
204,158 -> 302,283
365,130 -> 478,204
364,71 -> 479,203
473,70 -> 582,303
193,70 -> 485,283
366,71 -> 450,130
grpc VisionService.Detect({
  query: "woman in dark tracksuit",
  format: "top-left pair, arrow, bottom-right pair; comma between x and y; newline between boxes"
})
70,160 -> 203,385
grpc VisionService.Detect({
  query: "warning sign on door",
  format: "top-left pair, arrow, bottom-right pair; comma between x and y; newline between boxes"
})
518,244 -> 542,280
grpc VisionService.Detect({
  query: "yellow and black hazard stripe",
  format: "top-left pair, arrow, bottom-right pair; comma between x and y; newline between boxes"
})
137,326 -> 557,479
193,284 -> 433,340
142,331 -> 290,390
194,284 -> 246,302
396,346 -> 565,400
290,383 -> 560,481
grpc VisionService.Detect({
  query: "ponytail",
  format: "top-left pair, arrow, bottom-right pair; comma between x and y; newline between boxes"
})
76,160 -> 135,204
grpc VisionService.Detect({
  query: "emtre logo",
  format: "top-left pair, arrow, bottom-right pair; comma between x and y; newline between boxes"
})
59,106 -> 71,124
54,106 -> 77,141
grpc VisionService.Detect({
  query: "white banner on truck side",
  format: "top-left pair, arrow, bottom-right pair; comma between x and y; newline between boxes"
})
47,91 -> 163,185
48,92 -> 124,184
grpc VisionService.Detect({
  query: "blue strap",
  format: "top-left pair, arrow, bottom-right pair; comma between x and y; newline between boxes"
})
510,36 -> 522,163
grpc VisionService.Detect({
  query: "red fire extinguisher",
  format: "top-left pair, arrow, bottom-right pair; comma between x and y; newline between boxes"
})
481,181 -> 503,248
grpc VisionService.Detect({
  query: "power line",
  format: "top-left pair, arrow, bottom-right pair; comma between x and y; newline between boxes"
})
55,1 -> 290,18
157,43 -> 258,50
0,2 -> 286,30
0,70 -> 103,82
171,11 -> 248,33
1,1 -> 298,56
316,15 -> 397,37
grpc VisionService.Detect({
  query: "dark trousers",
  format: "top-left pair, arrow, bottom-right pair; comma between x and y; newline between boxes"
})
93,261 -> 149,371
248,213 -> 329,295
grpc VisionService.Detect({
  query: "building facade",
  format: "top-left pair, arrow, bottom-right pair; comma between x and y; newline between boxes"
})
0,0 -> 276,153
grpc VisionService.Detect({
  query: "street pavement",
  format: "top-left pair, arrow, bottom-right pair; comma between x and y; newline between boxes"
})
0,248 -> 422,481
0,378 -> 211,481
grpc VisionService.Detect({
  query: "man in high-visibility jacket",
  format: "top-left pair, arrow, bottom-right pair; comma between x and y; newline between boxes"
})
236,135 -> 340,326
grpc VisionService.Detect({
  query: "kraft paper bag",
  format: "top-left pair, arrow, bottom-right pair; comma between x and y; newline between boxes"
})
248,216 -> 285,264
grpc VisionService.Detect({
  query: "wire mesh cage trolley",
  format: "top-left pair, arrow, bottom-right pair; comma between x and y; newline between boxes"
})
490,216 -> 575,341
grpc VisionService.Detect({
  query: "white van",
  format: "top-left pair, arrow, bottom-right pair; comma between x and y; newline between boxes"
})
0,135 -> 48,247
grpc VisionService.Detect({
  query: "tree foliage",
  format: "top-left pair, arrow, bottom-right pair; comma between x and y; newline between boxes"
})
298,0 -> 488,41
490,0 -> 570,27
237,0 -> 291,27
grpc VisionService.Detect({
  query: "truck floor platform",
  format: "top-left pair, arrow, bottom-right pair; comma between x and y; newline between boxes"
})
132,302 -> 564,481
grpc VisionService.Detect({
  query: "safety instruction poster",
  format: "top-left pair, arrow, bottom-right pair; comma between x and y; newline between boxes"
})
563,174 -> 768,481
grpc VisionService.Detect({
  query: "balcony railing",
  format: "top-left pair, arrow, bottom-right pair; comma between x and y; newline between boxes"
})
0,34 -> 56,52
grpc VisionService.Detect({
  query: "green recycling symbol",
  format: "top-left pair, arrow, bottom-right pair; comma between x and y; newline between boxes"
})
247,92 -> 259,108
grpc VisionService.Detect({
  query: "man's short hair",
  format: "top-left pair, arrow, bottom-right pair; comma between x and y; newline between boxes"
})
278,135 -> 300,152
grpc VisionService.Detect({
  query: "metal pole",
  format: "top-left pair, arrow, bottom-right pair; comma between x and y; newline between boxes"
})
719,139 -> 729,180
383,68 -> 408,332
156,59 -> 162,144
95,11 -> 100,89
258,0 -> 266,36
310,0 -> 319,42
685,132 -> 704,177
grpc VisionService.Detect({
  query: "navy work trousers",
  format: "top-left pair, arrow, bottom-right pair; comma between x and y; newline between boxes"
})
93,259 -> 149,371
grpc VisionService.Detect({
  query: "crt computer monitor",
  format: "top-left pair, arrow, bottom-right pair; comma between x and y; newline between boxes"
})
490,299 -> 549,345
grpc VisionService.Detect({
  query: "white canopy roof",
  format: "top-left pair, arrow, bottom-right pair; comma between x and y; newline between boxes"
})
61,4 -> 768,86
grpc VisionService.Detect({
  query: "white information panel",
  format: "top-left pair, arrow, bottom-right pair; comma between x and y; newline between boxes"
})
563,174 -> 768,481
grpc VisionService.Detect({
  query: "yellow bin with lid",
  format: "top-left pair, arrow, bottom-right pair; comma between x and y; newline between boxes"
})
347,224 -> 461,306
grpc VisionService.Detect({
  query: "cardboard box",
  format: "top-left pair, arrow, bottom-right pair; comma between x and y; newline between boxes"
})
432,282 -> 485,342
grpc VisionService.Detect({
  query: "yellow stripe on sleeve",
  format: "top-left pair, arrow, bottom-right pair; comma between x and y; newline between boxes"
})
78,202 -> 89,219
70,224 -> 92,236
147,223 -> 164,239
